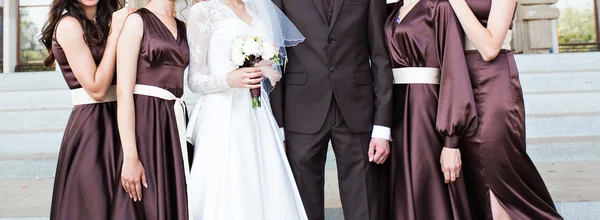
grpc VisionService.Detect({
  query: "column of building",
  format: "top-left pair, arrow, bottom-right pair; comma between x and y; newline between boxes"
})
3,0 -> 17,73
513,0 -> 561,54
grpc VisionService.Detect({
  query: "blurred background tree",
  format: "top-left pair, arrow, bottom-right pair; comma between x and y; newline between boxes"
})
557,2 -> 599,52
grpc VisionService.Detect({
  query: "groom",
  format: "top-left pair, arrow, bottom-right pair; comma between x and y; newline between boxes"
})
270,0 -> 393,219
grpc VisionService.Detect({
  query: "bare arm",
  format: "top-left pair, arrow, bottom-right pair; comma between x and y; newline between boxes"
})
57,17 -> 118,100
448,0 -> 516,61
117,13 -> 142,165
116,14 -> 147,202
56,8 -> 134,100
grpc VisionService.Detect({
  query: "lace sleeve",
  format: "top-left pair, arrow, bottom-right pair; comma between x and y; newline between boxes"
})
187,4 -> 231,94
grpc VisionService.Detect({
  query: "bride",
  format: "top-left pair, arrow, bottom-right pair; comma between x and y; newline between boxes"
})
185,0 -> 307,219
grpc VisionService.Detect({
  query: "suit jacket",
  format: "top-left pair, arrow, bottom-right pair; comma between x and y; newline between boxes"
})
271,0 -> 393,134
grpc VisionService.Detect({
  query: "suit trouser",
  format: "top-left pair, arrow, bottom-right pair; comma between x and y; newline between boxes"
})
286,98 -> 389,220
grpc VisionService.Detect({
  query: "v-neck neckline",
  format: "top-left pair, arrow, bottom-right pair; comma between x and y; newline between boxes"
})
142,8 -> 180,42
397,0 -> 421,24
216,0 -> 255,28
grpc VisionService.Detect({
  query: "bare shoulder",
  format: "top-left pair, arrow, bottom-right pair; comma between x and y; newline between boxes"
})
55,16 -> 84,44
124,13 -> 143,28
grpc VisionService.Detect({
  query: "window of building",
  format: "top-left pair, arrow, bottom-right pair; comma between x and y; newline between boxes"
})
557,0 -> 600,52
17,0 -> 52,71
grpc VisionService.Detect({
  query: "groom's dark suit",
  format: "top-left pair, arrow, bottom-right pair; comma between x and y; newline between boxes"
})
270,0 -> 393,219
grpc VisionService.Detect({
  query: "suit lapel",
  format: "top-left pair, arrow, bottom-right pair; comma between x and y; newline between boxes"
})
329,0 -> 346,31
312,0 -> 329,23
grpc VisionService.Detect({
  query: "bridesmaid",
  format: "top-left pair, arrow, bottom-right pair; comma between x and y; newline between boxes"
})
111,0 -> 191,219
384,0 -> 477,219
39,0 -> 133,219
448,0 -> 563,219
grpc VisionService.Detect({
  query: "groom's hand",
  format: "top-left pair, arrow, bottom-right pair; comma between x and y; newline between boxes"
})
368,138 -> 390,164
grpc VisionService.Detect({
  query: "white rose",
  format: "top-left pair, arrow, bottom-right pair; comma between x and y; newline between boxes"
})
231,50 -> 246,66
232,38 -> 244,51
242,39 -> 260,55
262,41 -> 276,60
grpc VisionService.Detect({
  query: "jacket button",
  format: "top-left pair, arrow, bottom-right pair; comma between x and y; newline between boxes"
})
329,67 -> 336,73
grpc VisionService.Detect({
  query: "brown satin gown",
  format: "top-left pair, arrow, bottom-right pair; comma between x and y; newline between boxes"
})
384,1 -> 477,219
460,1 -> 563,219
49,16 -> 120,220
110,8 -> 190,220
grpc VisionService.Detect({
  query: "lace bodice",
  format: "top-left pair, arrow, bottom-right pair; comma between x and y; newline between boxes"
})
187,0 -> 267,94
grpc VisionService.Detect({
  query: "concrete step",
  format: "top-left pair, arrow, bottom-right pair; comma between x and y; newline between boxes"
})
0,110 -> 69,132
1,90 -> 597,132
0,161 -> 598,219
0,131 -> 63,155
0,72 -> 66,92
1,114 -> 599,163
526,114 -> 600,138
520,71 -> 600,94
527,137 -> 600,163
0,87 -> 201,111
515,52 -> 600,73
525,91 -> 600,115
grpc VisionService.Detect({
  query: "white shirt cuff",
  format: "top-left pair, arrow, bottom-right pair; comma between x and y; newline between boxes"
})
371,125 -> 391,140
279,127 -> 286,141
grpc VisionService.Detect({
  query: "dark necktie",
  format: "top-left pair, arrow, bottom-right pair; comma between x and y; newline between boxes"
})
322,0 -> 334,23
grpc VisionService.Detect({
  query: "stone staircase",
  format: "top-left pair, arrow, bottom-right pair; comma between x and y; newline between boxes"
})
1,52 -> 599,219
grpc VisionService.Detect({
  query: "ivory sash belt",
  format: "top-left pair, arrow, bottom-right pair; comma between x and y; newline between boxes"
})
465,30 -> 512,51
70,85 -> 116,105
132,84 -> 194,220
393,67 -> 440,84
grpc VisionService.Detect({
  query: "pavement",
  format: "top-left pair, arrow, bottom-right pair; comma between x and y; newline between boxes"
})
1,150 -> 600,219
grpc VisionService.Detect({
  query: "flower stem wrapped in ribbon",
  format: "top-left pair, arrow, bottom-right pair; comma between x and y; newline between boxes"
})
231,36 -> 281,109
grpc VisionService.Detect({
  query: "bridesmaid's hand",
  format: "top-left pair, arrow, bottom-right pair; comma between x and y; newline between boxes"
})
440,147 -> 462,184
121,158 -> 148,201
110,7 -> 138,37
227,67 -> 263,89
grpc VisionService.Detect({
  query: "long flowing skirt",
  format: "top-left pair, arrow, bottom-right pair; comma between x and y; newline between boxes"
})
110,95 -> 189,220
50,102 -> 120,220
461,51 -> 562,220
187,88 -> 307,220
390,84 -> 472,220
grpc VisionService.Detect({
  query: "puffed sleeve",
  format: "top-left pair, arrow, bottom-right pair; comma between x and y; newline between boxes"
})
434,1 -> 478,149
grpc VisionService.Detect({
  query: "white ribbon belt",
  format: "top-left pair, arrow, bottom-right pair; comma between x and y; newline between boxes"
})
465,30 -> 512,51
132,84 -> 194,220
70,85 -> 116,105
393,67 -> 441,84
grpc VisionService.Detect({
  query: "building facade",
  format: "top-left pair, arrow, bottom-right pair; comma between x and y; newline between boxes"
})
0,0 -> 596,73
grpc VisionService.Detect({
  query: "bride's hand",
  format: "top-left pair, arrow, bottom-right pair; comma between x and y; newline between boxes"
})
121,157 -> 147,201
227,67 -> 263,89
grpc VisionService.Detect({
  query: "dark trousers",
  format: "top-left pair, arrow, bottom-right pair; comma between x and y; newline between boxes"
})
286,99 -> 389,220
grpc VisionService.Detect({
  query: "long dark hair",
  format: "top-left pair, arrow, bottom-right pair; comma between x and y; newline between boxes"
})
40,0 -> 124,67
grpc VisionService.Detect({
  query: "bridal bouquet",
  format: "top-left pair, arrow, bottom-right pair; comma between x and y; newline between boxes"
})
231,36 -> 281,109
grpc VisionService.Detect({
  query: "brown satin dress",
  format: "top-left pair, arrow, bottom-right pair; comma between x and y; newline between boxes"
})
460,1 -> 563,219
384,1 -> 477,219
110,8 -> 190,220
49,16 -> 120,220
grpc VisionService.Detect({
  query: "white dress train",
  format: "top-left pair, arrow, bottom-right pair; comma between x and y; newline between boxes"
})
185,1 -> 308,219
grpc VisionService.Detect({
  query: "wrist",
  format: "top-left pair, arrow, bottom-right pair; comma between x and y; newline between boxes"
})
123,154 -> 139,161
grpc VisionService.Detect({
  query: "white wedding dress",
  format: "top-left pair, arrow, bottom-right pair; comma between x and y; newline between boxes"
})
185,1 -> 307,219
